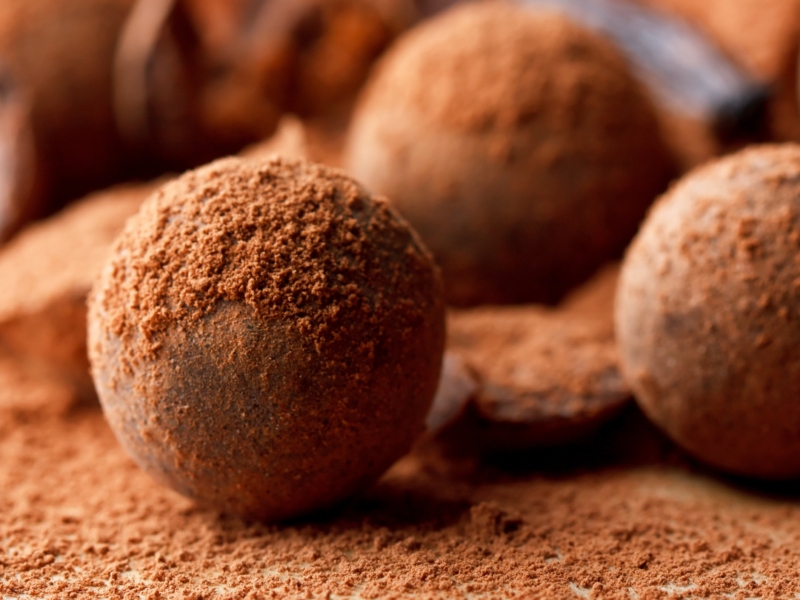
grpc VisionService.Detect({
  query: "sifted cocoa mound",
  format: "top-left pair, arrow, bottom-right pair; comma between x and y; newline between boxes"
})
88,156 -> 446,520
0,182 -> 156,396
633,0 -> 800,142
345,0 -> 674,306
617,144 -> 800,478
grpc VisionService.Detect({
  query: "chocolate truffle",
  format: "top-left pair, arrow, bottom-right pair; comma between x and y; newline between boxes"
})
616,144 -> 800,478
88,157 -> 445,520
344,1 -> 673,306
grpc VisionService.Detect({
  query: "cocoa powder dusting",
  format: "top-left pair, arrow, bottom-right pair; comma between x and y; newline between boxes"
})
92,156 -> 438,375
7,394 -> 800,598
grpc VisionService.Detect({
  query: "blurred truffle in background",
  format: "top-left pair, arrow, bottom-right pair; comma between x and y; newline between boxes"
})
0,0 -> 416,241
345,1 -> 674,306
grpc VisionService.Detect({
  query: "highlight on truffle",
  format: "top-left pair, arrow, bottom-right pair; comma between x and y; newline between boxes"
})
616,144 -> 800,478
88,156 -> 446,520
345,0 -> 674,306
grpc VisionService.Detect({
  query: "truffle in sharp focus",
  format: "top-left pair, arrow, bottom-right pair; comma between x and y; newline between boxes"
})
345,0 -> 674,306
617,144 -> 800,478
88,157 -> 445,520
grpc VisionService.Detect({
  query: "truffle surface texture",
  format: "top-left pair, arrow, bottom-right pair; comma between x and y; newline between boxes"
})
88,156 -> 445,520
616,144 -> 800,478
345,0 -> 673,306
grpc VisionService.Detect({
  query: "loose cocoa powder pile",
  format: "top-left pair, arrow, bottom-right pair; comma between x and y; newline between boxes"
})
6,388 -> 800,598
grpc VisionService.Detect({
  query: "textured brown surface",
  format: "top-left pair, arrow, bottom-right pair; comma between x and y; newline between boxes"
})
617,144 -> 800,478
345,1 -> 673,306
8,378 -> 800,598
89,156 -> 445,520
0,181 -> 155,395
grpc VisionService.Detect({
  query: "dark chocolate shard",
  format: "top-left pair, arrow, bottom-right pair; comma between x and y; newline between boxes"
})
0,64 -> 38,243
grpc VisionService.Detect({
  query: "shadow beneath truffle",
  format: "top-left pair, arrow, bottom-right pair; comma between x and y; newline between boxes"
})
431,403 -> 679,481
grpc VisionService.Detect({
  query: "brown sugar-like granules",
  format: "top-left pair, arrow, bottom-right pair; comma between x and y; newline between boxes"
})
617,144 -> 800,479
7,395 -> 800,598
0,181 -> 155,395
88,156 -> 446,520
345,0 -> 674,306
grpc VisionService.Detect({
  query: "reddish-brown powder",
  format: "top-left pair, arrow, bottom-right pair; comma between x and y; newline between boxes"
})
6,381 -> 800,598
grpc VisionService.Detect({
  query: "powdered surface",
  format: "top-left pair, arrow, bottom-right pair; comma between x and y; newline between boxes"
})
6,397 -> 800,598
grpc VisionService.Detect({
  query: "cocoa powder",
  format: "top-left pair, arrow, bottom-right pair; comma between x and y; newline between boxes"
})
5,394 -> 800,598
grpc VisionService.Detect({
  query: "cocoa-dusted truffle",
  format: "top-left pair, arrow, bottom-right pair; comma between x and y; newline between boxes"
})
345,1 -> 673,306
88,156 -> 445,520
617,144 -> 800,478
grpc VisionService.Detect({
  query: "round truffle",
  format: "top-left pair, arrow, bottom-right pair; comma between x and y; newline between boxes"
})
88,157 -> 445,520
344,1 -> 673,306
616,144 -> 800,478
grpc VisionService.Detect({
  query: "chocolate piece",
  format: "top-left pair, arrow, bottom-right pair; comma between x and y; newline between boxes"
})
345,1 -> 673,306
426,351 -> 478,434
617,144 -> 800,478
123,0 -> 416,165
0,182 -> 155,395
447,304 -> 629,448
88,157 -> 446,520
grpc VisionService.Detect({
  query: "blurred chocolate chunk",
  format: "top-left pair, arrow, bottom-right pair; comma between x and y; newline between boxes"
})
446,305 -> 630,450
